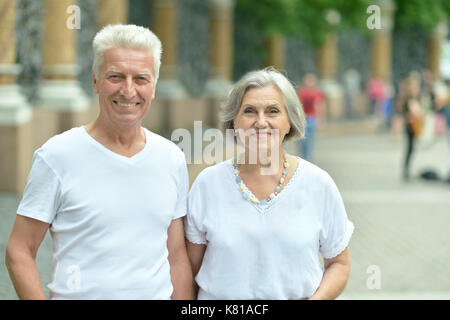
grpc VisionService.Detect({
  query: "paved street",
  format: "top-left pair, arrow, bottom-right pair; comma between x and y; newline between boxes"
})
1,122 -> 449,299
309,125 -> 450,299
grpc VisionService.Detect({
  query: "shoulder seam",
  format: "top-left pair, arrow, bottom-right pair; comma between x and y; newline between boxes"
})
35,151 -> 63,186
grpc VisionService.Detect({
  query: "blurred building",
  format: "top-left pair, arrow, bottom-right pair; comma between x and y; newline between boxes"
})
0,0 -> 448,193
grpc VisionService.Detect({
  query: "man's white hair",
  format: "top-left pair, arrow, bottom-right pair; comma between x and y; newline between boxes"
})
92,24 -> 162,80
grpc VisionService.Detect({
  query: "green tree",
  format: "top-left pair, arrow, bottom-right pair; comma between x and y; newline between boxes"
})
236,0 -> 370,47
394,0 -> 450,30
233,0 -> 371,79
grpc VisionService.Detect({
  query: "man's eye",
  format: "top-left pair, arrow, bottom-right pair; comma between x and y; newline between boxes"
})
137,77 -> 150,82
269,108 -> 279,113
243,108 -> 254,113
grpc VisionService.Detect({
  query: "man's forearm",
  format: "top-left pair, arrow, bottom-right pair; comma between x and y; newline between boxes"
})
170,259 -> 195,300
6,252 -> 47,300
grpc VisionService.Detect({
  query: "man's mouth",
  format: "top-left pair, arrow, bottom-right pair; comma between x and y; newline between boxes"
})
113,100 -> 140,107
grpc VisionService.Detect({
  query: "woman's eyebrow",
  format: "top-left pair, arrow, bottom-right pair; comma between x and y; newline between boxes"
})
242,103 -> 279,108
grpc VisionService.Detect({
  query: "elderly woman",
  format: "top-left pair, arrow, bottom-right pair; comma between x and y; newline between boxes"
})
185,68 -> 354,300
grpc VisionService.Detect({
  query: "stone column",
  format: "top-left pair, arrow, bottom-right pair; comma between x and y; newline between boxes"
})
152,0 -> 185,99
428,22 -> 449,104
317,31 -> 343,120
0,0 -> 33,193
368,0 -> 395,119
428,21 -> 448,82
317,32 -> 337,80
149,0 -> 186,132
205,0 -> 234,128
370,0 -> 395,83
205,0 -> 233,94
37,0 -> 90,146
266,35 -> 285,71
97,0 -> 129,29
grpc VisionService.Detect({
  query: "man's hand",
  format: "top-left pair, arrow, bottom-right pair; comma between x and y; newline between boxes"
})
167,217 -> 195,299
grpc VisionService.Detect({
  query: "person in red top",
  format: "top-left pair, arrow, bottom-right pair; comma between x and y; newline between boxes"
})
296,73 -> 325,161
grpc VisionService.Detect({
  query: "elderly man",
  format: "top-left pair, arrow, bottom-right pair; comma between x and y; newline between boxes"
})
5,25 -> 194,300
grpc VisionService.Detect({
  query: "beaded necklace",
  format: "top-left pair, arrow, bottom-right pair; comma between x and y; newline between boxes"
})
233,156 -> 289,205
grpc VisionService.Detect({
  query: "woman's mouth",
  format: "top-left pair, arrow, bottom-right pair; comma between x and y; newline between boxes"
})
251,130 -> 270,139
256,133 -> 269,139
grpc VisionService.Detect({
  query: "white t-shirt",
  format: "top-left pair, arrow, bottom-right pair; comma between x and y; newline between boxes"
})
17,126 -> 188,299
185,158 -> 354,300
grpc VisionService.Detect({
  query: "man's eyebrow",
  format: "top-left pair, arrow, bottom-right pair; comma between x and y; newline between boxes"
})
106,68 -> 123,74
105,69 -> 152,77
136,72 -> 152,77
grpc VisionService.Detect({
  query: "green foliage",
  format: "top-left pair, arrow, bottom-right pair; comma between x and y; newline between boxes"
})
236,0 -> 298,36
236,0 -> 371,47
394,0 -> 450,30
233,0 -> 371,80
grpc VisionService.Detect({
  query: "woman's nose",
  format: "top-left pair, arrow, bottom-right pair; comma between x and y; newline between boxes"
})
255,113 -> 268,128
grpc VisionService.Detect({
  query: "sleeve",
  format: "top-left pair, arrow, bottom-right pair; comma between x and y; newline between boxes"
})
319,174 -> 354,259
16,150 -> 61,224
184,174 -> 207,245
172,151 -> 189,220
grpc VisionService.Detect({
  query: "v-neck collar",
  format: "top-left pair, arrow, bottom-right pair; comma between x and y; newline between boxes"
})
227,157 -> 302,214
80,126 -> 151,164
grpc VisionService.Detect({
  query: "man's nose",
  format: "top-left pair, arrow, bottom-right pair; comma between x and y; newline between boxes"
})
120,77 -> 136,99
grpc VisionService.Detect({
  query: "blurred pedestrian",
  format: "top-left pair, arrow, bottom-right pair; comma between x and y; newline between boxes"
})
343,68 -> 361,119
420,69 -> 437,113
443,104 -> 450,183
435,82 -> 450,183
296,73 -> 325,162
368,77 -> 385,116
380,84 -> 394,129
395,75 -> 424,181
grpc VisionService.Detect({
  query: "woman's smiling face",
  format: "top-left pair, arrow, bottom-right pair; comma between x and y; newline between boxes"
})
233,85 -> 291,158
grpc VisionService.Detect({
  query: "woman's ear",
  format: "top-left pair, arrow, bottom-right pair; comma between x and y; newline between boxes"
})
285,124 -> 291,137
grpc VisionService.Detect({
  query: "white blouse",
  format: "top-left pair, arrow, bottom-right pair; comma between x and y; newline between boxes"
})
185,157 -> 354,300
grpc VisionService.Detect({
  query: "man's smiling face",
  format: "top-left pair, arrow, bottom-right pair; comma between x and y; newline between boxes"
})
93,47 -> 156,128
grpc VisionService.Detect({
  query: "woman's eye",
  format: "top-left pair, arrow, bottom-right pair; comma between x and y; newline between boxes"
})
243,108 -> 254,113
269,108 -> 279,113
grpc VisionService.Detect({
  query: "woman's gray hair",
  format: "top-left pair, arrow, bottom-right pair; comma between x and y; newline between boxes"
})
220,67 -> 306,142
92,24 -> 162,80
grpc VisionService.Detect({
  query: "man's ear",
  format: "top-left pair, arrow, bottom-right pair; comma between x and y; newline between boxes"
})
152,80 -> 157,99
92,70 -> 99,94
